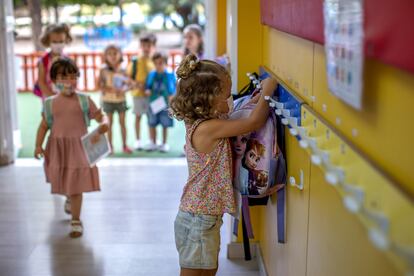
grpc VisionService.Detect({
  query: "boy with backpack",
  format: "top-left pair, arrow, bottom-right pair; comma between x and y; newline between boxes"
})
127,33 -> 157,150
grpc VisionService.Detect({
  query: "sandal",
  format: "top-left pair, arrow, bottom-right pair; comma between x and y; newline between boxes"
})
69,220 -> 83,238
64,198 -> 71,215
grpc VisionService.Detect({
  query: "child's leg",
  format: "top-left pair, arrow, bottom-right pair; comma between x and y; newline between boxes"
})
107,112 -> 114,149
135,115 -> 141,140
162,127 -> 168,144
70,194 -> 83,220
119,112 -> 127,147
149,127 -> 157,144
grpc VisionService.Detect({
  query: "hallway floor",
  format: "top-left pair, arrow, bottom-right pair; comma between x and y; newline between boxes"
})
0,158 -> 259,276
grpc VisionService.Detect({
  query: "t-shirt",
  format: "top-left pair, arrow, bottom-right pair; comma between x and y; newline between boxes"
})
126,56 -> 155,97
98,66 -> 127,103
145,70 -> 176,103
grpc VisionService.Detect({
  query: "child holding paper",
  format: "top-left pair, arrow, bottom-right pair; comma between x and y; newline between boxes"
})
97,44 -> 132,154
34,58 -> 108,238
145,52 -> 176,152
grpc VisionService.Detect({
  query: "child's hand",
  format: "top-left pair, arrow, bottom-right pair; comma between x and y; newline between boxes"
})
91,134 -> 101,145
249,93 -> 261,104
145,89 -> 151,97
261,78 -> 278,97
98,123 -> 109,134
34,146 -> 44,159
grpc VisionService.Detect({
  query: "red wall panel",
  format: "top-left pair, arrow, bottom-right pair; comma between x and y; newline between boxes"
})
261,0 -> 414,73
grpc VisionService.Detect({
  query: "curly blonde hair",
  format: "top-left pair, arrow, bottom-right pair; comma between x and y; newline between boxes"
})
170,54 -> 230,124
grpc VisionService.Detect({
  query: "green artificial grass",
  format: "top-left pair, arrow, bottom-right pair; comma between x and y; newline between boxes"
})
17,92 -> 186,158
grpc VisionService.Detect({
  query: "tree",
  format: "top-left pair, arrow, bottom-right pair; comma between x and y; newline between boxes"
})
143,0 -> 204,31
27,0 -> 43,51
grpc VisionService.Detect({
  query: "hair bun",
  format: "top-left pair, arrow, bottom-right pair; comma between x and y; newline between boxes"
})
176,54 -> 199,79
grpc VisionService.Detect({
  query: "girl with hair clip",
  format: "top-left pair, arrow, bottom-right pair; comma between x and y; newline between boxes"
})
170,54 -> 277,276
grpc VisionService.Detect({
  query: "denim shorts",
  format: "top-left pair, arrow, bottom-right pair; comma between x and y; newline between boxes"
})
174,210 -> 223,270
147,109 -> 173,128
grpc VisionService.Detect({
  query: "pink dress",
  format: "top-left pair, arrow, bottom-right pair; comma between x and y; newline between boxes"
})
44,93 -> 101,196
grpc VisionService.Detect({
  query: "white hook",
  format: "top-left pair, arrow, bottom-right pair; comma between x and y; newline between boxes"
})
289,169 -> 304,191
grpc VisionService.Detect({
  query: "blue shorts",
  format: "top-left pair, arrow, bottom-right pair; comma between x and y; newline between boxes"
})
147,109 -> 173,128
174,211 -> 223,270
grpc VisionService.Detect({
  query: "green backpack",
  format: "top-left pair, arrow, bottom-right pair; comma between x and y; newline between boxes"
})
44,93 -> 91,128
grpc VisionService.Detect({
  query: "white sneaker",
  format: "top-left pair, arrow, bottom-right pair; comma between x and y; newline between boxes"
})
134,140 -> 143,151
144,142 -> 157,152
159,144 -> 170,153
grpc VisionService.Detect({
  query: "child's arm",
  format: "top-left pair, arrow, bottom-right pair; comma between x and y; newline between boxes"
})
193,78 -> 277,152
34,116 -> 49,159
38,63 -> 54,97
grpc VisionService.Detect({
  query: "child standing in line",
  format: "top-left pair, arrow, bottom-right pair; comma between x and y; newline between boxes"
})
35,23 -> 73,98
127,33 -> 157,150
170,54 -> 277,276
34,58 -> 108,238
183,24 -> 204,59
97,45 -> 132,154
145,52 -> 176,152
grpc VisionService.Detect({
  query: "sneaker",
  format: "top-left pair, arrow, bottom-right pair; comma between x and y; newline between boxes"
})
159,144 -> 170,153
134,140 -> 143,151
64,198 -> 71,215
123,146 -> 133,154
144,142 -> 157,152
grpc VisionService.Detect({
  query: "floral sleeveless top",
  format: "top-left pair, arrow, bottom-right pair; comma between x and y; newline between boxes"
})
180,119 -> 236,215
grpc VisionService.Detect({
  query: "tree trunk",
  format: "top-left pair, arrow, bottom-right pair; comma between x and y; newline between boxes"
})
54,2 -> 59,23
27,0 -> 43,51
117,0 -> 123,26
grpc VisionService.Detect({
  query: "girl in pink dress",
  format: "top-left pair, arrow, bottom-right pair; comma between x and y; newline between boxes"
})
34,58 -> 109,238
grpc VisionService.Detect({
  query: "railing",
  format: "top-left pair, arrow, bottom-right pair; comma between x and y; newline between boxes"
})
15,50 -> 183,92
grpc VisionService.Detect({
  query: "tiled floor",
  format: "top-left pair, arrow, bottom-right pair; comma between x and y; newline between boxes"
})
0,158 -> 259,276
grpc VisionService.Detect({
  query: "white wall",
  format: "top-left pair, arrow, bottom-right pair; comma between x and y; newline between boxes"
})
0,0 -> 19,165
227,0 -> 238,94
204,0 -> 217,59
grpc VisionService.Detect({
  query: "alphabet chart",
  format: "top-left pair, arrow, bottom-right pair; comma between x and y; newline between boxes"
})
324,0 -> 364,110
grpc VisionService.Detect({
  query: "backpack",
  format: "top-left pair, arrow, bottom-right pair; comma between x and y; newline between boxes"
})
130,56 -> 139,80
44,93 -> 91,128
33,53 -> 52,98
230,92 -> 287,260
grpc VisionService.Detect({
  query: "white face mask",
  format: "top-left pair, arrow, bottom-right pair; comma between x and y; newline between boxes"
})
50,43 -> 65,54
227,95 -> 234,114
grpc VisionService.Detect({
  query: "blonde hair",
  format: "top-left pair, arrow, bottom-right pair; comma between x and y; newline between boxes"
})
170,54 -> 230,124
246,139 -> 266,157
40,23 -> 72,47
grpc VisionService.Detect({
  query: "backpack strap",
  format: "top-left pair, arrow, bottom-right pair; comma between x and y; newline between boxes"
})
77,93 -> 90,127
43,96 -> 56,128
131,56 -> 138,79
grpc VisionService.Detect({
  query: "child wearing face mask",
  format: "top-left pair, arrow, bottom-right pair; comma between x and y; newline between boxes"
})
97,45 -> 132,154
34,58 -> 108,238
170,54 -> 277,276
35,23 -> 73,99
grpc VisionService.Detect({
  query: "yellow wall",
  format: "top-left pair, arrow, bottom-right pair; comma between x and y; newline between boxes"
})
227,1 -> 414,275
216,0 -> 227,56
259,25 -> 414,276
237,0 -> 263,91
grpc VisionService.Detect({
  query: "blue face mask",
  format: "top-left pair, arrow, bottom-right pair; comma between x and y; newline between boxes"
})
54,82 -> 75,96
